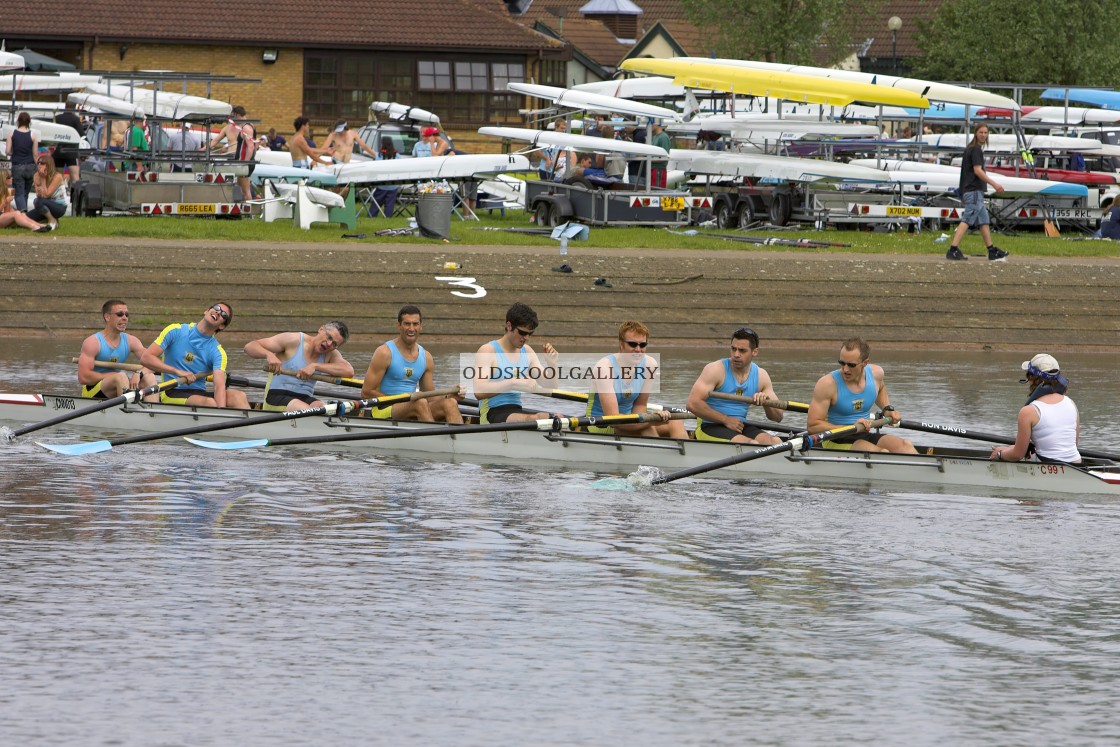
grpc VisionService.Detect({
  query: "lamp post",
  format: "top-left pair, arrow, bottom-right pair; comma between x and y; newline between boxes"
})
887,16 -> 902,76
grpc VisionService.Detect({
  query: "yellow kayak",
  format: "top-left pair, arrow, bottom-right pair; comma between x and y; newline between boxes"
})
619,58 -> 929,109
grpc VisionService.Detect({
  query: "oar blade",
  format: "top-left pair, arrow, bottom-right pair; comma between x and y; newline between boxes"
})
36,439 -> 113,456
184,436 -> 269,450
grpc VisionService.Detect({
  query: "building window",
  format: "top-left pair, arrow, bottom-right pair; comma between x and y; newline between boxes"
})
419,60 -> 452,91
455,62 -> 489,91
492,62 -> 525,92
538,59 -> 566,87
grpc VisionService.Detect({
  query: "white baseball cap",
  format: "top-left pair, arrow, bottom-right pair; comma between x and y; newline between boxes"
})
1021,353 -> 1060,379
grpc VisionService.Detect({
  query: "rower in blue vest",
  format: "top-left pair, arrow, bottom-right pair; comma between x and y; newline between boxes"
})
473,302 -> 561,424
244,320 -> 354,411
807,336 -> 915,453
361,304 -> 463,422
77,298 -> 158,401
585,320 -> 685,438
686,326 -> 785,444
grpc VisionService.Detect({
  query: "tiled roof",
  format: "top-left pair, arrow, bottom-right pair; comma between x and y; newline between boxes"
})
517,0 -> 690,37
539,17 -> 632,67
1,0 -> 558,51
861,0 -> 945,59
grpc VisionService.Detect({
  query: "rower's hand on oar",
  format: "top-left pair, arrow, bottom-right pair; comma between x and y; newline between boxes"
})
262,356 -> 283,374
296,363 -> 318,380
540,342 -> 558,364
875,407 -> 901,426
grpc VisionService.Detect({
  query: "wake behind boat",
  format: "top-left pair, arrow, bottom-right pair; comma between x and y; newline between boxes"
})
3,393 -> 1118,499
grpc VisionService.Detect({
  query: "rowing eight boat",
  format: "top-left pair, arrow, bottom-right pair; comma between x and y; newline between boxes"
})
3,393 -> 1117,499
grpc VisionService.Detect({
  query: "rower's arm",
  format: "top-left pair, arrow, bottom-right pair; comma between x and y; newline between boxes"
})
316,351 -> 355,379
360,345 -> 391,400
685,363 -> 736,428
994,405 -> 1038,462
244,333 -> 295,374
76,335 -> 105,386
756,369 -> 784,423
806,375 -> 837,434
871,365 -> 900,424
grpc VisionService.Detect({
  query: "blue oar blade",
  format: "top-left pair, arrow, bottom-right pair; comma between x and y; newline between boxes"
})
184,436 -> 269,450
36,440 -> 113,456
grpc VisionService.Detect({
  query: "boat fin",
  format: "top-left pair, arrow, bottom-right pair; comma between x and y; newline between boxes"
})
36,440 -> 113,456
184,436 -> 269,450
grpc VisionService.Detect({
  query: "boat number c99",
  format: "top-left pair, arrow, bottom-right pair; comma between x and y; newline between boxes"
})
53,397 -> 77,411
1038,464 -> 1065,476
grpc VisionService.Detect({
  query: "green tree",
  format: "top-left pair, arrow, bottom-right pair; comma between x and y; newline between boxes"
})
682,0 -> 884,65
914,0 -> 1119,89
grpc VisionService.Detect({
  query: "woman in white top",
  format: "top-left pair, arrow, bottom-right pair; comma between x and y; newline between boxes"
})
991,353 -> 1081,464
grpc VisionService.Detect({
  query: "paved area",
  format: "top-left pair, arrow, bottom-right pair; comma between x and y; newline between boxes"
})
3,235 -> 1119,351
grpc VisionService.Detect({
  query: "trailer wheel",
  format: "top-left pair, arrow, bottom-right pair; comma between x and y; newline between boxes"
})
715,201 -> 734,229
534,202 -> 551,226
736,201 -> 755,229
769,193 -> 792,226
546,203 -> 564,227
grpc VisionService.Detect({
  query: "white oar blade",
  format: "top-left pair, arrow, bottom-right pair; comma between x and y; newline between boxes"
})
36,440 -> 112,456
184,436 -> 269,450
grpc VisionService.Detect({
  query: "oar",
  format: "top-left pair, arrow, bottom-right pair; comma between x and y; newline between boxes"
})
72,357 -> 219,383
708,391 -> 810,413
895,418 -> 1120,462
36,387 -> 462,456
4,374 -> 203,442
71,357 -> 146,372
647,417 -> 889,485
185,411 -> 692,451
528,387 -> 688,414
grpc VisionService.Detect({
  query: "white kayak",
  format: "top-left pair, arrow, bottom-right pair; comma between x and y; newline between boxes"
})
369,101 -> 440,124
850,159 -> 1090,198
0,72 -> 101,93
672,149 -> 890,183
480,126 -> 669,158
0,118 -> 81,146
251,164 -> 338,185
333,153 -> 532,185
508,82 -> 680,121
67,91 -> 146,118
89,83 -> 233,120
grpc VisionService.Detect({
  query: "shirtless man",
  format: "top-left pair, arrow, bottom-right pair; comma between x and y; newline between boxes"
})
322,120 -> 377,164
77,299 -> 158,401
290,116 -> 334,169
806,337 -> 915,453
686,327 -> 784,445
210,105 -> 256,200
361,305 -> 462,423
244,321 -> 354,411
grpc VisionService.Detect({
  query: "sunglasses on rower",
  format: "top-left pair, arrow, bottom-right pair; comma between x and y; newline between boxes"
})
210,304 -> 231,323
112,311 -> 129,318
837,359 -> 863,369
623,340 -> 648,349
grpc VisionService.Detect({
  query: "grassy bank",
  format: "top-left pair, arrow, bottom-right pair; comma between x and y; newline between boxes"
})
45,210 -> 1120,258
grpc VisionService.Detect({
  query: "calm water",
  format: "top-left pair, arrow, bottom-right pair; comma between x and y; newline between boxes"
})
2,340 -> 1119,746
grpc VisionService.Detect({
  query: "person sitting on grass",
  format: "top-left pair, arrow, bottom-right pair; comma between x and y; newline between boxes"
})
0,170 -> 50,232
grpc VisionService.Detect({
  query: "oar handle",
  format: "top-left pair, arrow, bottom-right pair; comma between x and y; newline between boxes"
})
72,357 -> 145,372
265,364 -> 364,388
708,391 -> 810,413
73,357 -> 215,382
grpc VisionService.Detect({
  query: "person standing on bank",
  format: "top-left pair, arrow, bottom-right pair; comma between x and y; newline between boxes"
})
946,124 -> 1009,262
991,354 -> 1080,464
5,112 -> 38,212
